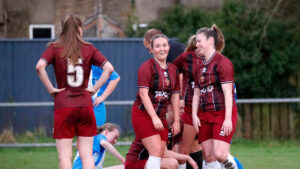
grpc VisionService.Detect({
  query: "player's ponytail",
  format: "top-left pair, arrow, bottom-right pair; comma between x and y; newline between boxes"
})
51,14 -> 90,65
196,24 -> 225,53
97,123 -> 120,134
185,35 -> 196,52
211,24 -> 225,53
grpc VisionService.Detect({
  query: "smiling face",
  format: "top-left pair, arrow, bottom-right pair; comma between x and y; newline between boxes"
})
196,33 -> 213,56
105,129 -> 119,145
151,37 -> 170,62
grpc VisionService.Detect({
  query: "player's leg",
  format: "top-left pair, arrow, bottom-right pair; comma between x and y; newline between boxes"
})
201,139 -> 221,169
180,124 -> 198,155
161,158 -> 179,169
187,148 -> 203,169
77,106 -> 97,169
56,138 -> 73,169
141,135 -> 163,169
77,136 -> 95,169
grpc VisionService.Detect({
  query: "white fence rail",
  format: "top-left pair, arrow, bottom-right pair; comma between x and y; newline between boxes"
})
1,98 -> 300,108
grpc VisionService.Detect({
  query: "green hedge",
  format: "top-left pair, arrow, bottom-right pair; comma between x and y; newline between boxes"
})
126,0 -> 300,98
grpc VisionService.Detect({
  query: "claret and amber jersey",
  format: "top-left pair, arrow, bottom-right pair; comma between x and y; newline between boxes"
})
173,49 -> 203,107
194,52 -> 236,112
41,43 -> 107,110
133,58 -> 180,120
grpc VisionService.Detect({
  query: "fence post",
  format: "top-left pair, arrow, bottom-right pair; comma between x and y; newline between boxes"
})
252,104 -> 261,139
243,103 -> 252,139
261,103 -> 270,139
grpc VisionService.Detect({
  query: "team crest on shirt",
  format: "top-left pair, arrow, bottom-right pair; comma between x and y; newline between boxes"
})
200,67 -> 207,83
219,129 -> 225,136
200,76 -> 205,83
163,71 -> 170,87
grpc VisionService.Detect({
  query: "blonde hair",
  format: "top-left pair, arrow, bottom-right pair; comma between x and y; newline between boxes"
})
196,24 -> 225,52
97,123 -> 120,134
185,35 -> 196,52
51,14 -> 90,65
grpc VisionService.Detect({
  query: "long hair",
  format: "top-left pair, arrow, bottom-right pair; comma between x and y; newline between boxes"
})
97,123 -> 120,134
51,14 -> 90,65
185,35 -> 196,52
196,24 -> 225,53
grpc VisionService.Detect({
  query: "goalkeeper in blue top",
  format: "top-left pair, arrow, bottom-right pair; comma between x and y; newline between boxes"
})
73,123 -> 125,169
88,65 -> 120,126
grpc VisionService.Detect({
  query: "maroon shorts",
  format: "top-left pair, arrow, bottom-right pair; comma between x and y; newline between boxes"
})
182,106 -> 193,126
197,106 -> 238,143
125,160 -> 147,169
131,106 -> 168,141
53,106 -> 97,139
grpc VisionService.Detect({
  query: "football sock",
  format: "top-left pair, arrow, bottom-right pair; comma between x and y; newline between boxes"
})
178,163 -> 186,169
207,161 -> 221,169
146,156 -> 161,169
187,151 -> 203,169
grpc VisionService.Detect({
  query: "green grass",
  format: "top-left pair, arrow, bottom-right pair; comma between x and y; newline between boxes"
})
0,139 -> 299,169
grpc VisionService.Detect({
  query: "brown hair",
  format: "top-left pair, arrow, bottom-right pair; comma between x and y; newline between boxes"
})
97,123 -> 120,134
196,24 -> 225,52
185,35 -> 196,52
51,14 -> 90,65
144,28 -> 162,44
150,34 -> 169,49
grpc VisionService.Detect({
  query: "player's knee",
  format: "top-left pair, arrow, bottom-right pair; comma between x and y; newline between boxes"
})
214,150 -> 227,162
203,151 -> 216,162
149,145 -> 164,157
166,158 -> 179,169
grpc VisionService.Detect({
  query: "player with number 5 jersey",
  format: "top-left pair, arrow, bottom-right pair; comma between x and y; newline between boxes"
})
35,14 -> 114,169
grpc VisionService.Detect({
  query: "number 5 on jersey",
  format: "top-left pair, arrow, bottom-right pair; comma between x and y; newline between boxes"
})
67,58 -> 84,87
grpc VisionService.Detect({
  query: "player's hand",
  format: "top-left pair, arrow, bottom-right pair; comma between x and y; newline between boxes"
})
49,88 -> 65,97
94,96 -> 105,107
187,156 -> 199,169
85,87 -> 97,96
172,120 -> 180,136
179,99 -> 185,115
152,116 -> 164,131
222,118 -> 232,136
192,114 -> 201,133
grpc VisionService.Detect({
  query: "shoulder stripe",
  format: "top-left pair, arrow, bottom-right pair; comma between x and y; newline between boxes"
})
100,60 -> 108,68
41,58 -> 48,65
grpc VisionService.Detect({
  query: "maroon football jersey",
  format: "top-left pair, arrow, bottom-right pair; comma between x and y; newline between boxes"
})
194,52 -> 236,112
173,50 -> 203,107
133,58 -> 180,120
41,43 -> 107,109
126,138 -> 149,162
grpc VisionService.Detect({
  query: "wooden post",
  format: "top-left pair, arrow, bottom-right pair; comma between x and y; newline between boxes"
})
271,104 -> 280,138
234,104 -> 243,138
252,104 -> 261,139
288,104 -> 295,139
280,103 -> 289,138
243,103 -> 252,139
261,103 -> 270,139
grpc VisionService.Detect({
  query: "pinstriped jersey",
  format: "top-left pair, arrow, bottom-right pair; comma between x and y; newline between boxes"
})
133,58 -> 180,120
173,49 -> 203,107
194,52 -> 236,112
